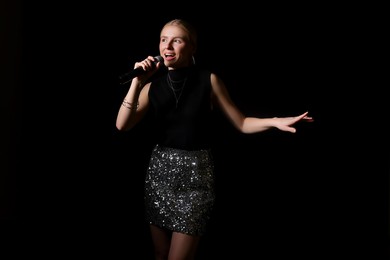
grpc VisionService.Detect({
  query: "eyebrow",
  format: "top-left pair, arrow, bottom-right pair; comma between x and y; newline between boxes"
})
161,35 -> 185,39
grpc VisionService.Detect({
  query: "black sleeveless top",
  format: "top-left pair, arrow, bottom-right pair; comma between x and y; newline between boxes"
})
148,65 -> 213,150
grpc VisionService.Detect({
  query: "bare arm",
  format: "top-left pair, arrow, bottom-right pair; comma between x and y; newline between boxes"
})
115,80 -> 150,131
210,73 -> 313,134
116,56 -> 161,131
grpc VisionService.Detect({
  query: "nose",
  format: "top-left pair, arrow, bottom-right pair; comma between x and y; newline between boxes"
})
166,40 -> 174,49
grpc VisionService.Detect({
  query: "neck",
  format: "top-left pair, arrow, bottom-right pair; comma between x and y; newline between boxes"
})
168,66 -> 191,81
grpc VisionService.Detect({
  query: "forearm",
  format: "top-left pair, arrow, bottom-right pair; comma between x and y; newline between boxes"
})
115,80 -> 144,131
241,117 -> 277,134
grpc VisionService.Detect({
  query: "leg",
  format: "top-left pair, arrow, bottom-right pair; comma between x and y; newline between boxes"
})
168,232 -> 201,260
150,224 -> 171,260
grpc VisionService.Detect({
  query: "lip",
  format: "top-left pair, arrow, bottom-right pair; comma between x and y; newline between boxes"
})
164,54 -> 176,61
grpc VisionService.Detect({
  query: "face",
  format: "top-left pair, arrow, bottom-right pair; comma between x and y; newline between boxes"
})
159,25 -> 194,69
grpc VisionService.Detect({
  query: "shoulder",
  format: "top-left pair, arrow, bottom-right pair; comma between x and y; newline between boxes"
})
187,65 -> 210,76
193,67 -> 221,82
189,66 -> 213,85
191,67 -> 226,89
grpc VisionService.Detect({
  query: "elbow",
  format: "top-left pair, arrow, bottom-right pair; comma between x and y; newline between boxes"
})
116,121 -> 129,131
116,114 -> 140,131
234,123 -> 248,134
116,121 -> 136,131
116,124 -> 125,131
240,126 -> 253,134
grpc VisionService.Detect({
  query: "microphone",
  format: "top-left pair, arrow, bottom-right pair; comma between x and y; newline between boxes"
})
119,55 -> 163,84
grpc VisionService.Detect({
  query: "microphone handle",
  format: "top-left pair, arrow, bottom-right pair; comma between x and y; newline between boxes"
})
118,67 -> 144,81
119,56 -> 163,85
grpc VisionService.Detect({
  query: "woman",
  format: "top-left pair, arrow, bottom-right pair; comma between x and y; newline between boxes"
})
116,18 -> 313,260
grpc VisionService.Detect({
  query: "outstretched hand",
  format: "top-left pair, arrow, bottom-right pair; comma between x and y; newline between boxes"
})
274,111 -> 314,133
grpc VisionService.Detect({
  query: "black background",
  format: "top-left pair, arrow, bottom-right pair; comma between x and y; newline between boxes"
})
2,1 -> 388,259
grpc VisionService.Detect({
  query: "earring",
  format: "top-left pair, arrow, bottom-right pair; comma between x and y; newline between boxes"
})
192,55 -> 196,65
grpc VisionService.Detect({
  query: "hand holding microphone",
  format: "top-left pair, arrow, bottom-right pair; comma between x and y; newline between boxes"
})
119,55 -> 163,84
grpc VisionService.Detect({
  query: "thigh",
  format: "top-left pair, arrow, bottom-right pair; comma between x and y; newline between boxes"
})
150,225 -> 171,259
169,232 -> 200,260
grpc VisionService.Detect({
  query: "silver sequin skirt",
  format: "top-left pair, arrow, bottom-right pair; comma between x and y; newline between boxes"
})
144,144 -> 215,236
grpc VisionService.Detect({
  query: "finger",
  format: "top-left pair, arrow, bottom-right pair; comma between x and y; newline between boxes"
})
300,111 -> 308,118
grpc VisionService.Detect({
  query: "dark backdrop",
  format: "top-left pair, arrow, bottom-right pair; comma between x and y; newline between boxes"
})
2,1 -> 388,259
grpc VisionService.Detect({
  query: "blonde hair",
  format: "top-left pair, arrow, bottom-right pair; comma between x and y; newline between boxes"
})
162,19 -> 198,51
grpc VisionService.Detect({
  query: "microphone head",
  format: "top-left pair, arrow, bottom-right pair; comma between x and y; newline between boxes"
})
154,55 -> 164,63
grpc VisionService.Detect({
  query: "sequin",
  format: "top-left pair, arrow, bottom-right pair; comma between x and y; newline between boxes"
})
144,144 -> 215,236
